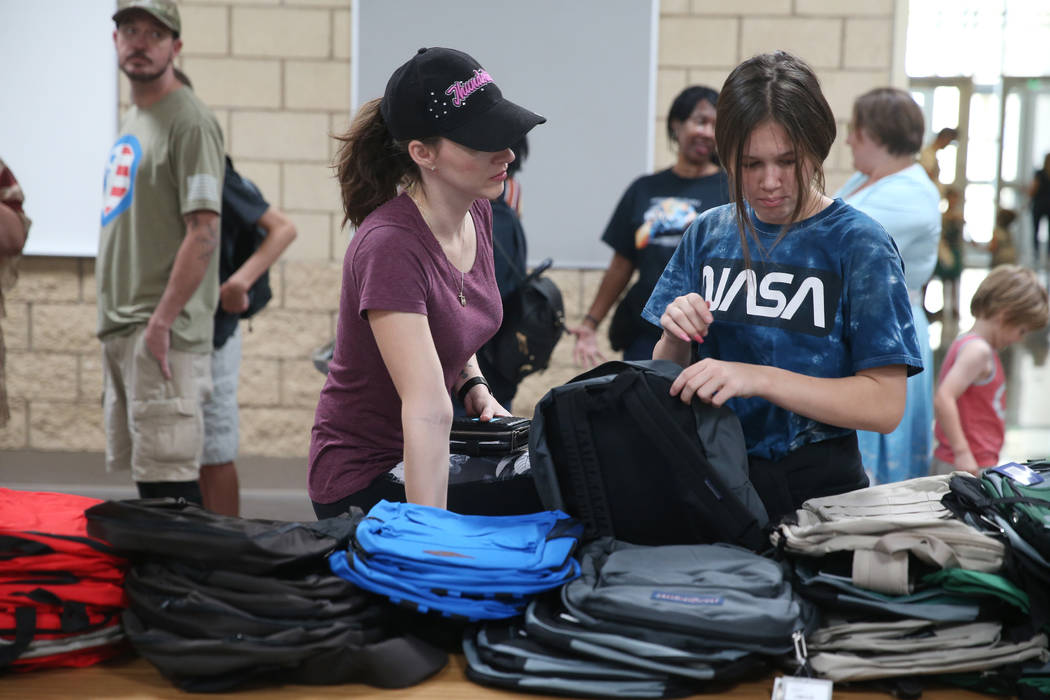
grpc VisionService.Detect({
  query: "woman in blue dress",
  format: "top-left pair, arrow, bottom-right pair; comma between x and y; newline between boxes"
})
836,88 -> 941,484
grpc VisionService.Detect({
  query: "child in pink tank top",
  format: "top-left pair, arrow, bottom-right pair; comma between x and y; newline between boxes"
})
932,265 -> 1048,475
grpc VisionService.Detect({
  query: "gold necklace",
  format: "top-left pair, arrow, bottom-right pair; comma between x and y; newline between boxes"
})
409,188 -> 467,307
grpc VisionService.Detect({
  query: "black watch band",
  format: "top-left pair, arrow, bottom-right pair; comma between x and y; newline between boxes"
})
456,376 -> 491,404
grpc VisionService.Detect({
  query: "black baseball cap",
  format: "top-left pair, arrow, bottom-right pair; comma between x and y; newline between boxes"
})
380,47 -> 545,152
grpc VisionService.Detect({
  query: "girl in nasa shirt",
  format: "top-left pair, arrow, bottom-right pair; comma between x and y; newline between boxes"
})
642,52 -> 923,523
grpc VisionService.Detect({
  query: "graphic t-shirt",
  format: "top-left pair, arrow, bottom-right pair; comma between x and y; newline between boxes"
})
642,199 -> 923,461
602,169 -> 729,346
309,194 -> 502,503
97,86 -> 225,353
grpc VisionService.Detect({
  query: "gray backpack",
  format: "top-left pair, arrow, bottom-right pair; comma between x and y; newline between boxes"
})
563,538 -> 815,656
462,537 -> 811,697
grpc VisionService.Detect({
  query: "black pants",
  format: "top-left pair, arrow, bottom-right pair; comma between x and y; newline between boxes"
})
747,433 -> 869,525
1034,207 -> 1050,251
312,465 -> 543,520
136,480 -> 203,505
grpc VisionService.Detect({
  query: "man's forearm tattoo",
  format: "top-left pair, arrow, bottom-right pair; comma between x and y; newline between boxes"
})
186,212 -> 219,261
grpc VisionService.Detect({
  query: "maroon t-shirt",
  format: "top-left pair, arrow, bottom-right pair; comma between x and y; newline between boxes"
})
308,193 -> 502,503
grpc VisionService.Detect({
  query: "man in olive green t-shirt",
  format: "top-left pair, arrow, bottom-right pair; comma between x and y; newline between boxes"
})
98,0 -> 224,502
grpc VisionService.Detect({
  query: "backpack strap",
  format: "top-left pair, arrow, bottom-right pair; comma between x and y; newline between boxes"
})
0,607 -> 36,667
23,589 -> 92,634
557,388 -> 616,540
0,535 -> 54,557
491,232 -> 528,283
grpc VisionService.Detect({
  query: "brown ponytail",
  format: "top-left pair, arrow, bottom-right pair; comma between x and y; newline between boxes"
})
333,98 -> 420,228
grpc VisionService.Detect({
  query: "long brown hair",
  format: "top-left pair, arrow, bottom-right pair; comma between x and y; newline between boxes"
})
333,98 -> 435,228
715,51 -> 836,266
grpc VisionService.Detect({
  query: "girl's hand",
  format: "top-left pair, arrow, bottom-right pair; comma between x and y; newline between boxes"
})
660,293 -> 713,345
671,358 -> 760,407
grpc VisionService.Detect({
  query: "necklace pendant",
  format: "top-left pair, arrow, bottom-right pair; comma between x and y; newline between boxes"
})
458,292 -> 467,307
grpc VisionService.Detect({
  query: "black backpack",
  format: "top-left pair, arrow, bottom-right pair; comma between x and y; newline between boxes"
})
213,161 -> 274,347
482,236 -> 566,385
528,360 -> 769,551
228,218 -> 272,319
84,498 -> 357,575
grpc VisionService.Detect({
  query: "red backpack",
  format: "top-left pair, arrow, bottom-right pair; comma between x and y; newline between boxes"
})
0,488 -> 128,670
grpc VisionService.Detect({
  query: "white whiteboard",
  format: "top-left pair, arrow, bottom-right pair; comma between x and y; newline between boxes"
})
355,0 -> 658,268
1,0 -> 118,257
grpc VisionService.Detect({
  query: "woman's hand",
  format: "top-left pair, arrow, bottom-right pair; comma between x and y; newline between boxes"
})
463,384 -> 510,421
570,323 -> 606,368
660,293 -> 713,344
671,359 -> 761,406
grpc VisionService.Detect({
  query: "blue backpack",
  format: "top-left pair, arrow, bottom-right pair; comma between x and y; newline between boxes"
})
329,501 -> 582,620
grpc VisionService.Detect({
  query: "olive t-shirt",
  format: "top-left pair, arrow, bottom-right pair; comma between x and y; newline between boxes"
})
97,86 -> 224,353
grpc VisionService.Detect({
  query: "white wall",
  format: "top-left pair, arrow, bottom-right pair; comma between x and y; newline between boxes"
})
355,0 -> 657,268
1,0 -> 118,256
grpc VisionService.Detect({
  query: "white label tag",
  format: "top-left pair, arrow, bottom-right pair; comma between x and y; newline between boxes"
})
772,676 -> 833,700
989,462 -> 1044,485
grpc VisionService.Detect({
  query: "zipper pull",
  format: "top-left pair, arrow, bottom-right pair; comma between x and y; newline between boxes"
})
792,629 -> 809,675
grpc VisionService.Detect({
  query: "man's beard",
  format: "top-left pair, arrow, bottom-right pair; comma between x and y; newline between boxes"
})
120,56 -> 169,84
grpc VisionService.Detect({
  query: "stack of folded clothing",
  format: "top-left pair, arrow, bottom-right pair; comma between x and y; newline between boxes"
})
772,474 -> 1049,695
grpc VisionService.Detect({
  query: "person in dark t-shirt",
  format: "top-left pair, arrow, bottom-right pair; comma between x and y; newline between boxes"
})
1029,152 -> 1050,257
571,85 -> 729,366
173,69 -> 298,517
476,136 -> 529,411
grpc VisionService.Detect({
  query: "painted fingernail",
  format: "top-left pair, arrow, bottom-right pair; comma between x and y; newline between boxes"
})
678,334 -> 690,342
693,334 -> 704,343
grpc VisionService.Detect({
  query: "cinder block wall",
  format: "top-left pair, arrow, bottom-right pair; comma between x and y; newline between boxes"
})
0,0 -> 899,460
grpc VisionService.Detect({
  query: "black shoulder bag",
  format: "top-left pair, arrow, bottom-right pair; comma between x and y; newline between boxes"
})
482,236 -> 566,386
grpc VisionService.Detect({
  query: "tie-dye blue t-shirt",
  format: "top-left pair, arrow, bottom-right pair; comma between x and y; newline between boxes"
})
641,199 -> 922,461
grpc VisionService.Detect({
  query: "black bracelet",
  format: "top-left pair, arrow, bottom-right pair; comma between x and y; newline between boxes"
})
456,376 -> 491,404
583,313 -> 601,327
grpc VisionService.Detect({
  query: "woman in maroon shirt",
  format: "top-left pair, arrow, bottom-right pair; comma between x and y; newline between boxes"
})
309,48 -> 545,518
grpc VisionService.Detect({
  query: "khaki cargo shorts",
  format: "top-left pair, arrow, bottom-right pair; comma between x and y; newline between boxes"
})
102,326 -> 212,482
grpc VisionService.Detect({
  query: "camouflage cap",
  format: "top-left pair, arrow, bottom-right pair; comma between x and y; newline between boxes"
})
113,0 -> 181,35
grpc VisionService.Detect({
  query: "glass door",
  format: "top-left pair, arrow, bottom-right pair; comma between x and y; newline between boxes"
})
999,76 -> 1050,267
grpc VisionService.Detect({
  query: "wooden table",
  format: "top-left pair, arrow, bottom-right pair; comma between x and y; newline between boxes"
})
0,653 -> 1002,700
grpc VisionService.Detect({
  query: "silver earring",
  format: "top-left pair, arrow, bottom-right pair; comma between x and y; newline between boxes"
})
431,166 -> 436,171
